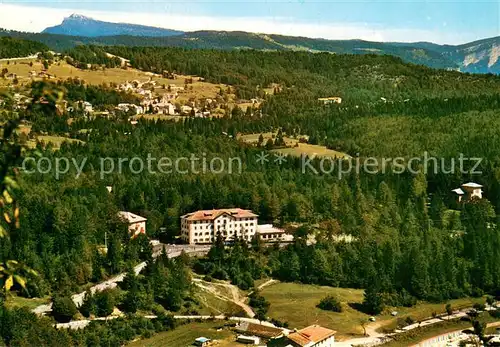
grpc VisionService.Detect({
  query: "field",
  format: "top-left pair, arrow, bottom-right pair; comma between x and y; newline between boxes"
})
260,283 -> 368,339
193,285 -> 246,317
238,132 -> 350,159
5,294 -> 50,310
260,282 -> 490,340
0,58 -> 227,104
127,321 -> 246,347
381,315 -> 500,347
273,143 -> 350,159
26,135 -> 84,149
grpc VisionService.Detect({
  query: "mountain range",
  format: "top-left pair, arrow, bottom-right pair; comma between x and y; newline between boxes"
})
1,14 -> 499,74
42,14 -> 183,37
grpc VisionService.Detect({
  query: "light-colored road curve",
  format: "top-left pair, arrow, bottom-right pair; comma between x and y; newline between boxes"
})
33,244 -> 211,315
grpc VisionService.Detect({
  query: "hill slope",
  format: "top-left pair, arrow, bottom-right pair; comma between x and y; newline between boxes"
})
42,14 -> 184,37
3,21 -> 500,74
0,36 -> 48,59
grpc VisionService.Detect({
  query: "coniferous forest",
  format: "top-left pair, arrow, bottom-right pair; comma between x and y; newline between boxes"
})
1,45 -> 500,345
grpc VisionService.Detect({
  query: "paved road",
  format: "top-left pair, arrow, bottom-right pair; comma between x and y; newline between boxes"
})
55,314 -> 286,331
0,54 -> 38,62
33,244 -> 211,315
336,305 -> 499,347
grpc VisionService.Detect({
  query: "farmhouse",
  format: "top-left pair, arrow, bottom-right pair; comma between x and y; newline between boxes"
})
318,97 -> 342,105
116,103 -> 144,115
257,224 -> 289,242
180,208 -> 258,244
118,211 -> 147,237
235,322 -> 284,340
452,182 -> 483,203
193,337 -> 211,347
286,325 -> 336,347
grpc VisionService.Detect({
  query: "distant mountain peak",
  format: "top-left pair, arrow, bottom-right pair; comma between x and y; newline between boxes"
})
42,14 -> 183,38
67,14 -> 92,21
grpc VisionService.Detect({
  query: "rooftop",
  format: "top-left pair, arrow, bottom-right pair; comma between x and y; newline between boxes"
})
462,182 -> 483,188
195,337 -> 210,343
257,224 -> 286,234
181,208 -> 258,222
287,325 -> 336,346
118,211 -> 147,224
235,322 -> 284,339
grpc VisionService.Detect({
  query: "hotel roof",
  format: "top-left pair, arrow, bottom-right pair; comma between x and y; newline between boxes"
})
181,208 -> 258,222
287,325 -> 336,346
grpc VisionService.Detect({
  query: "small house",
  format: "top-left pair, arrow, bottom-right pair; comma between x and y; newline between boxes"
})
257,224 -> 288,242
286,325 -> 336,347
461,182 -> 483,200
118,211 -> 147,238
194,337 -> 211,346
235,322 -> 284,340
318,97 -> 342,105
237,335 -> 260,345
452,182 -> 483,203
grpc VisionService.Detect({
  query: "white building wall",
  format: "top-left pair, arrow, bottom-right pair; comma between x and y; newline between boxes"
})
129,221 -> 146,236
180,215 -> 258,244
312,336 -> 335,347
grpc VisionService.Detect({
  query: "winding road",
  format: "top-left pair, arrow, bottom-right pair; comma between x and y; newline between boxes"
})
32,244 -> 211,315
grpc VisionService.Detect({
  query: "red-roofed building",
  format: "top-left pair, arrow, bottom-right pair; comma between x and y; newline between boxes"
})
180,208 -> 258,244
286,325 -> 336,347
118,211 -> 147,238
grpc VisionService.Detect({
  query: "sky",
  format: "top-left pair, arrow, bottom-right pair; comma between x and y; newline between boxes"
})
0,0 -> 499,44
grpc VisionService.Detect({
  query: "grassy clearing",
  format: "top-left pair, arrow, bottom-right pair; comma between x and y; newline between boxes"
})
261,282 -> 491,340
127,321 -> 245,347
381,315 -> 500,347
377,296 -> 488,333
238,132 -> 301,147
193,286 -> 245,317
0,59 -> 226,104
5,294 -> 49,310
26,135 -> 85,149
380,320 -> 471,347
261,282 -> 368,339
272,143 -> 350,159
238,132 -> 350,159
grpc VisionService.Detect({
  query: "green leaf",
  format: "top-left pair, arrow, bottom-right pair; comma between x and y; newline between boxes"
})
14,275 -> 26,289
5,275 -> 13,291
3,176 -> 19,190
2,191 -> 13,204
0,225 -> 7,238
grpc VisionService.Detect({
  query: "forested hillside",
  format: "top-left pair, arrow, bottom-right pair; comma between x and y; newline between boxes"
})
2,27 -> 500,73
1,44 -> 500,345
100,46 -> 500,101
0,37 -> 48,59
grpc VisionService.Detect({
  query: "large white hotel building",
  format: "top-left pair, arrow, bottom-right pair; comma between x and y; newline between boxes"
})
180,208 -> 259,244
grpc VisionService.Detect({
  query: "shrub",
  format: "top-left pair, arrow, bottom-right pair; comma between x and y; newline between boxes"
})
52,296 -> 78,323
79,290 -> 96,318
94,290 -> 116,317
473,303 -> 486,311
317,296 -> 343,313
486,296 -> 495,306
489,309 -> 500,319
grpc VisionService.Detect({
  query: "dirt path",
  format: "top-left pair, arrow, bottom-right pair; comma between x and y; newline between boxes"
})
193,278 -> 255,318
257,279 -> 278,291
